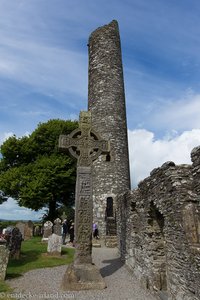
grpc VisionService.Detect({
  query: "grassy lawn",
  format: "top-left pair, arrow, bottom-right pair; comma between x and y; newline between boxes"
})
0,236 -> 74,296
6,236 -> 75,279
0,280 -> 13,299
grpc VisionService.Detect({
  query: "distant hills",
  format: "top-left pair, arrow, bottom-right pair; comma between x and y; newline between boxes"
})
0,218 -> 40,222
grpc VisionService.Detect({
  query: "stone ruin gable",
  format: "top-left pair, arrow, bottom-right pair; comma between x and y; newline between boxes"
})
191,146 -> 200,196
191,146 -> 200,245
117,190 -> 135,261
117,161 -> 200,300
88,20 -> 131,237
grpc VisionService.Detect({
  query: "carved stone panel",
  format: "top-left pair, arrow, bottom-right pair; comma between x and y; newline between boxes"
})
74,167 -> 93,264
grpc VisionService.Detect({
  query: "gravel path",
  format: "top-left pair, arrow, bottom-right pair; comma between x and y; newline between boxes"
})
7,247 -> 158,300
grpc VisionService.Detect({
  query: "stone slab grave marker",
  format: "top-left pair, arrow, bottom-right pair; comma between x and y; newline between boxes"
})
47,233 -> 62,256
24,220 -> 34,240
16,222 -> 25,240
42,221 -> 53,241
8,227 -> 22,260
53,218 -> 62,236
59,111 -> 110,290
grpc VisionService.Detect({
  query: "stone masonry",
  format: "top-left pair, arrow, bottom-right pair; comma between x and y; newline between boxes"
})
118,152 -> 200,300
0,244 -> 9,280
88,20 -> 131,237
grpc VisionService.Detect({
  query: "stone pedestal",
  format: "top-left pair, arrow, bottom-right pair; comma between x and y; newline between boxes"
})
61,263 -> 106,290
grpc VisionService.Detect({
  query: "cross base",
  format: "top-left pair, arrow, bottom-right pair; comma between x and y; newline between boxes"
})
61,263 -> 106,290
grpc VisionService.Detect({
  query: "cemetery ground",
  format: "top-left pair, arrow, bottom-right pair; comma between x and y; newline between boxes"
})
0,236 -> 75,298
0,242 -> 158,300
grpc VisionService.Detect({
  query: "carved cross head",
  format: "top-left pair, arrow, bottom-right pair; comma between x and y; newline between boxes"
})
59,111 -> 110,166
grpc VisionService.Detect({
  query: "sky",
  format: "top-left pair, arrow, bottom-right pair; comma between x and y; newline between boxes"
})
1,0 -> 200,220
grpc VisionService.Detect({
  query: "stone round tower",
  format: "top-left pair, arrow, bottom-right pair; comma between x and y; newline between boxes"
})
88,20 -> 131,237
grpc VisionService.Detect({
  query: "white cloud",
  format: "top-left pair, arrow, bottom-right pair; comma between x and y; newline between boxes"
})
1,128 -> 200,219
128,128 -> 200,187
0,131 -> 30,146
0,132 -> 14,145
0,37 -> 87,99
151,94 -> 200,131
0,198 -> 45,221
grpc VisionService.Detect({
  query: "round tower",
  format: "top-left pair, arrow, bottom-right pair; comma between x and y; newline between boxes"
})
88,20 -> 131,237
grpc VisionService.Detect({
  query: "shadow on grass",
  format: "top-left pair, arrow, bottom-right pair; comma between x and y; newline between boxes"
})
6,250 -> 41,279
5,273 -> 22,279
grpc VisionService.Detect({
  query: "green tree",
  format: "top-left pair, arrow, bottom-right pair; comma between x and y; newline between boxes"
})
0,119 -> 78,220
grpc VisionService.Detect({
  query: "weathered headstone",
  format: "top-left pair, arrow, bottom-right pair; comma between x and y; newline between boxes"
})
24,220 -> 34,240
34,225 -> 42,236
47,233 -> 62,256
4,226 -> 14,247
8,227 -> 22,260
53,218 -> 62,236
0,243 -> 10,280
42,221 -> 53,241
59,111 -> 109,290
16,222 -> 25,240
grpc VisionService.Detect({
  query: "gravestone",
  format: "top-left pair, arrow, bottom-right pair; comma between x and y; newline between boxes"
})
16,222 -> 25,240
53,218 -> 62,236
24,220 -> 34,240
0,243 -> 10,280
4,226 -> 14,247
47,233 -> 62,256
59,111 -> 109,290
42,221 -> 53,241
34,225 -> 42,236
8,227 -> 22,260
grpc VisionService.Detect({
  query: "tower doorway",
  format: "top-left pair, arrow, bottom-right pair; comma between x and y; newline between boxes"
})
105,197 -> 116,235
106,197 -> 113,217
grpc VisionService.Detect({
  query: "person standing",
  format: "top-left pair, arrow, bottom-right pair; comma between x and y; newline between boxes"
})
62,219 -> 68,245
93,222 -> 99,239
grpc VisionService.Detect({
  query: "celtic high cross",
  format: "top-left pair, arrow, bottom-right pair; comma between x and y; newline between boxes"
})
59,111 -> 109,290
59,111 -> 110,167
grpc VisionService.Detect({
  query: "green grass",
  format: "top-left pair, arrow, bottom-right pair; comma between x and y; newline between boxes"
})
0,280 -> 13,299
6,236 -> 75,279
0,280 -> 11,292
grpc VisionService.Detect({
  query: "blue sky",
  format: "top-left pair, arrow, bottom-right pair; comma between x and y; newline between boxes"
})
1,0 -> 200,220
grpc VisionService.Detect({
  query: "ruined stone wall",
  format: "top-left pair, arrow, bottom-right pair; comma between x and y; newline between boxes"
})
118,157 -> 200,300
88,20 -> 130,236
